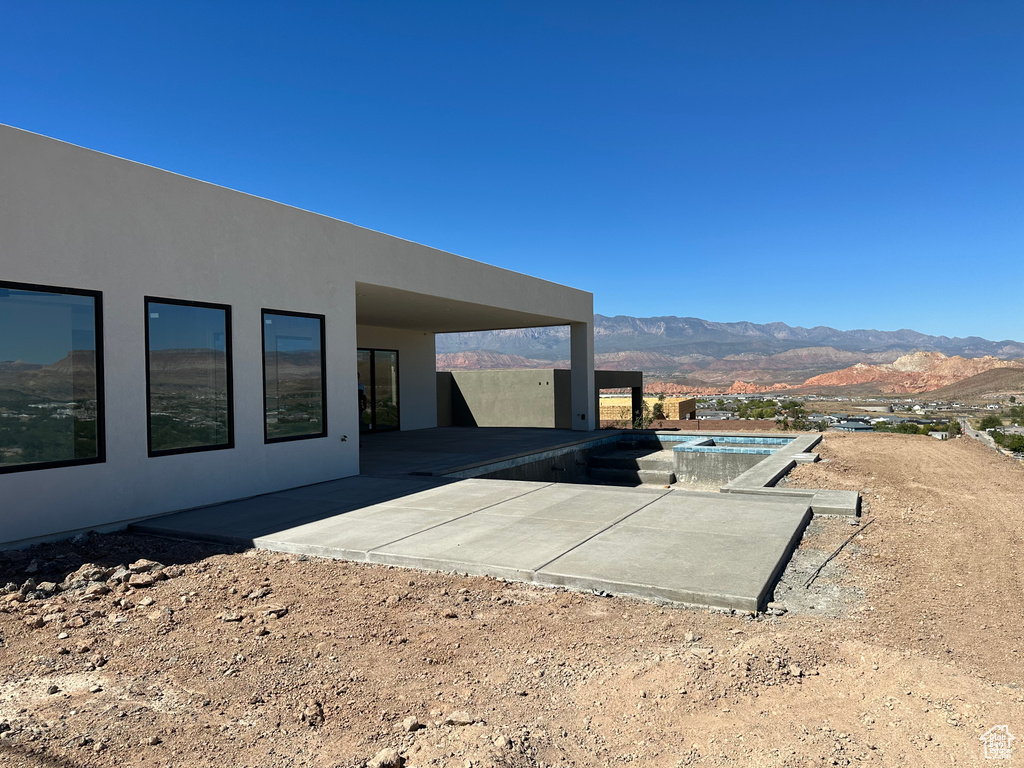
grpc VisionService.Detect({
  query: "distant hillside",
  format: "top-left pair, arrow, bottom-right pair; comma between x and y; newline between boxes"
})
0,351 -> 98,400
797,352 -> 1023,394
923,368 -> 1024,400
436,315 -> 1024,388
436,351 -> 550,370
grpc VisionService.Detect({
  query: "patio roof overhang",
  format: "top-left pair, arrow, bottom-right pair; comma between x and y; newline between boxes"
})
355,282 -> 578,334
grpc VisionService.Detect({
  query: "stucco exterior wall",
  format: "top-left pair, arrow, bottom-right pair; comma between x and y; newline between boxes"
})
0,125 -> 594,545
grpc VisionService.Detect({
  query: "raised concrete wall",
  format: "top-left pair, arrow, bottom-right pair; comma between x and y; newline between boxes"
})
0,125 -> 594,545
476,445 -> 595,483
436,368 -> 586,430
436,373 -> 454,428
442,369 -> 560,428
674,451 -> 764,486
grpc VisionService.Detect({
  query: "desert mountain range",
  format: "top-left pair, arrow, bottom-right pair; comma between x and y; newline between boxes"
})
437,316 -> 1024,395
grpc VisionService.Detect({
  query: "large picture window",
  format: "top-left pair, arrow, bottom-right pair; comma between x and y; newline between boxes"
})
145,297 -> 233,456
262,310 -> 327,442
0,281 -> 105,473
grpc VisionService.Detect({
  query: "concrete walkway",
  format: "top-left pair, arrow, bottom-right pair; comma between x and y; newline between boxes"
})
131,475 -> 811,612
359,427 -> 606,478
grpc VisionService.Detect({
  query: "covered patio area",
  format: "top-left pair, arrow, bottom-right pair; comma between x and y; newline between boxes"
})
358,426 -> 606,478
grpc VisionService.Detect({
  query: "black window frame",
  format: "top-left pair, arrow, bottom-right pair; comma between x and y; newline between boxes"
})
261,308 -> 328,444
358,347 -> 401,432
144,295 -> 234,458
0,280 -> 106,475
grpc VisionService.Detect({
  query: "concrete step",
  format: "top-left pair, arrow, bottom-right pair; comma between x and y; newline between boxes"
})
637,469 -> 676,486
588,467 -> 676,486
590,452 -> 675,471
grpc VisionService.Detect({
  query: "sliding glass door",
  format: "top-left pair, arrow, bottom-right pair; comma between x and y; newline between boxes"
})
357,348 -> 399,432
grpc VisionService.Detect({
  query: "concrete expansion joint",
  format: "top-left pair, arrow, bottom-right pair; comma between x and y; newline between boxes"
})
527,488 -> 672,574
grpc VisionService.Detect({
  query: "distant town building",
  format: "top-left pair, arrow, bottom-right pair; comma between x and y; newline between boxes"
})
831,419 -> 874,432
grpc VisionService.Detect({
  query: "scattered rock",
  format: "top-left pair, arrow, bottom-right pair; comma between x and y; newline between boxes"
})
144,734 -> 161,746
89,684 -> 103,693
442,609 -> 458,619
262,605 -> 288,619
401,716 -> 424,733
162,565 -> 185,579
247,586 -> 272,600
690,647 -> 714,659
148,608 -> 173,623
221,613 -> 244,622
128,574 -> 156,588
300,700 -> 324,727
85,583 -> 110,597
47,685 -> 60,695
108,567 -> 131,584
129,559 -> 162,574
789,664 -> 804,678
367,747 -> 403,768
493,734 -> 513,749
139,596 -> 156,607
684,631 -> 701,643
65,564 -> 114,584
444,710 -> 476,726
23,616 -> 44,629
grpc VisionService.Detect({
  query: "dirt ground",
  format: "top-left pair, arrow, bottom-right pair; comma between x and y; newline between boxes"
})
1,433 -> 1022,767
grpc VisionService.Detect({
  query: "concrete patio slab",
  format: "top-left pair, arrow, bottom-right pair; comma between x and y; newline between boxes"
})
350,479 -> 551,514
266,475 -> 444,503
253,479 -> 555,561
127,428 -> 851,611
536,491 -> 811,612
132,497 -> 356,544
368,485 -> 669,580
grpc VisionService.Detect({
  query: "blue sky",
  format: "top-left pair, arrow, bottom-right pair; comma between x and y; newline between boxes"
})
2,1 -> 1022,342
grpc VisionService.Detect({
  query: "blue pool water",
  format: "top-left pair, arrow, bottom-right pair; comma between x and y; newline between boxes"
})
624,433 -> 794,456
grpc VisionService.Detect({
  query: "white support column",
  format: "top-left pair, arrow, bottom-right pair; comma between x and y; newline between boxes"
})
570,320 -> 595,431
